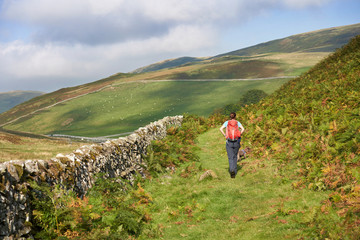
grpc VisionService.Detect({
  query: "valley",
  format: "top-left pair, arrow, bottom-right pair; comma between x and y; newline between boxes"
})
2,78 -> 291,137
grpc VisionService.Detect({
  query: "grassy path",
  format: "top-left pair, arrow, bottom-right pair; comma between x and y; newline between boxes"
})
142,128 -> 329,239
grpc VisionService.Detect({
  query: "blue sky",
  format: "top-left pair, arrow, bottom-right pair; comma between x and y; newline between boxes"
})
0,0 -> 359,92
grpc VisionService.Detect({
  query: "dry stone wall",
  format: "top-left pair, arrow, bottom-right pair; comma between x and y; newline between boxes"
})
0,115 -> 183,239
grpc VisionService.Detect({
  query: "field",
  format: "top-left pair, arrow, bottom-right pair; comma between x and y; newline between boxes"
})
0,130 -> 84,162
5,78 -> 290,137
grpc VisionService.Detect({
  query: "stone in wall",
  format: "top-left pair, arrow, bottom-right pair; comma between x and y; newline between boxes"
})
0,115 -> 183,239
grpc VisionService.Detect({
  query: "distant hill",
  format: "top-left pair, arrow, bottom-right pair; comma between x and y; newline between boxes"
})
131,57 -> 205,73
0,91 -> 44,113
135,23 -> 360,73
219,23 -> 360,56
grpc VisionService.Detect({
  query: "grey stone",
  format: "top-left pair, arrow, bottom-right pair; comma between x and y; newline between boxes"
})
24,160 -> 38,174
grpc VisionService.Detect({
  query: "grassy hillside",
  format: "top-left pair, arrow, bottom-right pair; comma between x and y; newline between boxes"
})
0,74 -> 130,126
135,23 -> 360,73
4,78 -> 289,137
221,23 -> 360,56
0,91 -> 44,113
236,35 -> 360,238
0,57 -> 291,129
132,57 -> 205,73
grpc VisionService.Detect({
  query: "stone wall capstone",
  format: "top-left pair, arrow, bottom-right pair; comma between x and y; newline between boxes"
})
0,115 -> 183,239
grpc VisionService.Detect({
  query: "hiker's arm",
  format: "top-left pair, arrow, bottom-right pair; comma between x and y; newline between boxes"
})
219,125 -> 226,138
240,125 -> 245,134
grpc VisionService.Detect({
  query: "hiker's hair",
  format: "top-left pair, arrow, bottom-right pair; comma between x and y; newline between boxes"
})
230,112 -> 236,119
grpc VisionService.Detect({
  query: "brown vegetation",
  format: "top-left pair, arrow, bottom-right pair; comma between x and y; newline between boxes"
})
0,130 -> 83,162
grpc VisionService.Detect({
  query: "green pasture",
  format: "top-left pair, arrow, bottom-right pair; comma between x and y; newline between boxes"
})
5,79 -> 290,137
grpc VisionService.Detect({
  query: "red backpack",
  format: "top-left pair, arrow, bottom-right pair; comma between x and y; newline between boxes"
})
226,119 -> 241,141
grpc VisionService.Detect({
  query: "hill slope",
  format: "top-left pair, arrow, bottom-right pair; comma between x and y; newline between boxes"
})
2,78 -> 289,136
0,91 -> 44,113
131,57 -> 205,73
134,23 -> 360,73
237,35 -> 360,238
221,23 -> 360,56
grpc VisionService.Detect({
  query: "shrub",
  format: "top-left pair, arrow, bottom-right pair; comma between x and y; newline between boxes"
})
213,89 -> 268,116
145,114 -> 209,174
30,176 -> 156,239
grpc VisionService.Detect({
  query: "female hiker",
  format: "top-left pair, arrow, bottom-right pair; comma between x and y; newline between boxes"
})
219,112 -> 245,178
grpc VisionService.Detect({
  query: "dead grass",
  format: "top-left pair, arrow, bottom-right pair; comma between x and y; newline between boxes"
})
256,52 -> 330,68
0,131 -> 84,162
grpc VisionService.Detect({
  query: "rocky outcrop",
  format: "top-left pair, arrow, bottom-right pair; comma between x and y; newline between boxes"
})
0,115 -> 183,239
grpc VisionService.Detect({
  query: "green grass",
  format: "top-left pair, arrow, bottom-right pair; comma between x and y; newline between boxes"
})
223,23 -> 360,56
141,128 -> 329,239
5,79 -> 289,137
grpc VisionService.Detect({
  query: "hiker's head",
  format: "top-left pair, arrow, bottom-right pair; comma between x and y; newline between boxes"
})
230,112 -> 236,119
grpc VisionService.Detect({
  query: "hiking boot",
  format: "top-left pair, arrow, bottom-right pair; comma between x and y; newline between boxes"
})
230,172 -> 236,178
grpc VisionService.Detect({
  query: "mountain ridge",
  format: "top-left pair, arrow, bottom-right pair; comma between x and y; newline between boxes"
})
134,23 -> 360,73
220,23 -> 360,56
0,90 -> 44,114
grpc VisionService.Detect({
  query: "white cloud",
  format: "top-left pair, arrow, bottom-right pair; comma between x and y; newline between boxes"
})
282,0 -> 331,9
0,23 -> 216,91
88,0 -> 126,15
2,0 -> 331,44
140,0 -> 240,22
0,0 -> 334,92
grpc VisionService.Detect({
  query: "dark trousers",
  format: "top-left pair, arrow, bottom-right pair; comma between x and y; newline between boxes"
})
226,139 -> 240,175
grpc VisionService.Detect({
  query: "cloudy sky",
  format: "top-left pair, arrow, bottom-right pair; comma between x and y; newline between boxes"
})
0,0 -> 359,93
